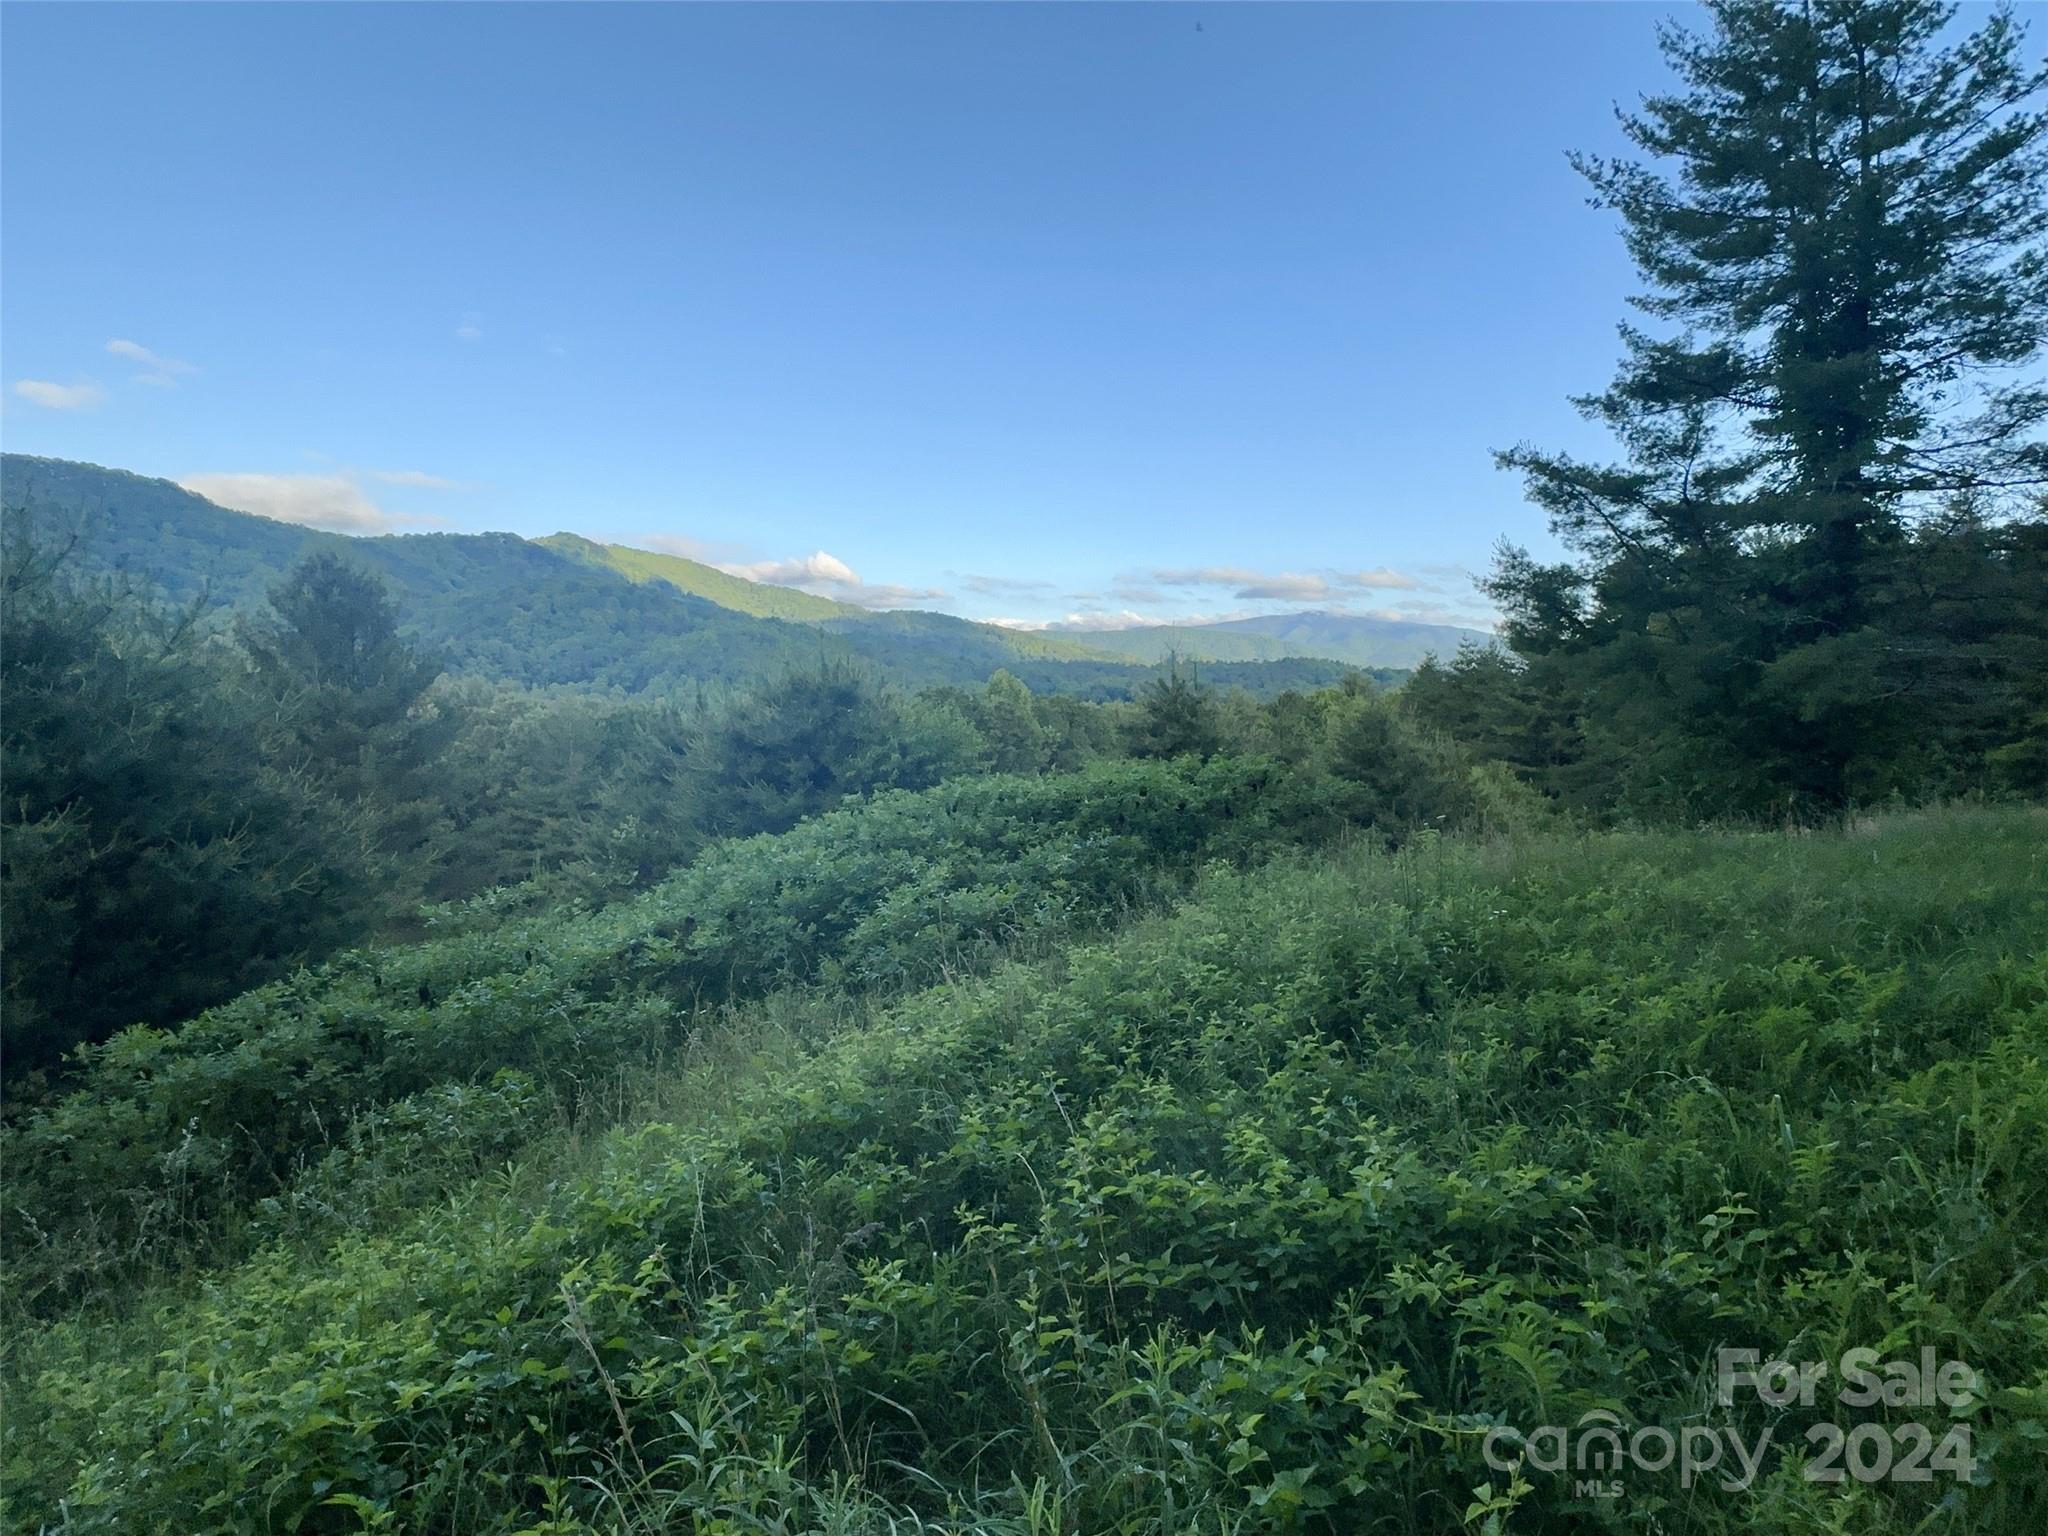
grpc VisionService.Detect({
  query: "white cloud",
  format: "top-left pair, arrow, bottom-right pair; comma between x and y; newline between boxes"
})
454,313 -> 484,342
178,472 -> 416,534
726,550 -> 861,588
106,338 -> 196,386
12,378 -> 105,411
719,548 -> 947,610
993,609 -> 1164,633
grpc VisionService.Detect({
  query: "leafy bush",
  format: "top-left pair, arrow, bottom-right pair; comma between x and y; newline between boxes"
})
8,808 -> 2043,1534
3,750 -> 1442,1303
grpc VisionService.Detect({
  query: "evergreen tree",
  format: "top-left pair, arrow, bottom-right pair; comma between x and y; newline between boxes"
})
1493,0 -> 2048,812
1125,659 -> 1224,760
246,553 -> 443,739
1404,642 -> 1584,792
0,531 -> 378,1079
244,553 -> 452,887
1319,693 -> 1471,832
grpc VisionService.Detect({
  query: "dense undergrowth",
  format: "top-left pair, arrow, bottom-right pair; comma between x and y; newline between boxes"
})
4,750 -> 1438,1309
7,805 -> 2043,1533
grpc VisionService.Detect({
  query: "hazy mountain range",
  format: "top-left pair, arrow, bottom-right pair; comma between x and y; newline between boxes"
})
4,455 -> 1490,692
1070,610 -> 1492,670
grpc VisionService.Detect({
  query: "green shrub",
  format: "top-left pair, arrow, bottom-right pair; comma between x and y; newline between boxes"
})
4,749 -> 1457,1304
9,808 -> 2043,1534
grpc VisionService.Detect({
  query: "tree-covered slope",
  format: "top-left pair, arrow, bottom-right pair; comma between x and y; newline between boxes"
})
538,532 -> 1129,667
2,455 -> 825,689
1,453 -> 337,610
2,456 -> 1351,698
537,531 -> 867,622
345,528 -> 829,690
821,605 -> 1120,663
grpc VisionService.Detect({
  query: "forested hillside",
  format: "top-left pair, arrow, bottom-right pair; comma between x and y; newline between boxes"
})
538,532 -> 870,622
7,519 -> 1380,1078
2,456 -> 1365,697
542,535 -> 1143,666
5,2 -> 2048,1534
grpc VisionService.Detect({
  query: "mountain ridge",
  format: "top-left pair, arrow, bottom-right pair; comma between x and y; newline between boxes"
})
540,532 -> 1124,663
2,456 -> 1484,671
530,532 -> 1492,669
1,456 -> 1372,697
1073,608 -> 1493,669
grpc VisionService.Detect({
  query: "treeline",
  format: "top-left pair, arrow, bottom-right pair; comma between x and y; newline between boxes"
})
1395,0 -> 2048,821
0,531 -> 1445,1085
1406,511 -> 2048,817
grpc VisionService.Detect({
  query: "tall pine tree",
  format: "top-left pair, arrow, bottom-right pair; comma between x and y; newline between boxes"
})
1493,0 -> 2048,814
243,553 -> 452,893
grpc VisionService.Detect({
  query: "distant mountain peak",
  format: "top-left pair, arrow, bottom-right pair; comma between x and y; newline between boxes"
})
1080,607 -> 1494,669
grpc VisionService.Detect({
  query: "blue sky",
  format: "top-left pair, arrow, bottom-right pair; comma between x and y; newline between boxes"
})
3,1 -> 1699,630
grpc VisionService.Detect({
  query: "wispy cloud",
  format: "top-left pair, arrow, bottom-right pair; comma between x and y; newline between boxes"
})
721,549 -> 947,610
12,378 -> 106,411
454,312 -> 484,343
961,573 -> 1056,596
1338,567 -> 1422,591
177,472 -> 428,534
637,532 -> 753,565
1355,604 -> 1499,631
370,468 -> 466,490
993,609 -> 1166,633
106,338 -> 196,387
997,603 -> 1494,634
1150,565 -> 1421,601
